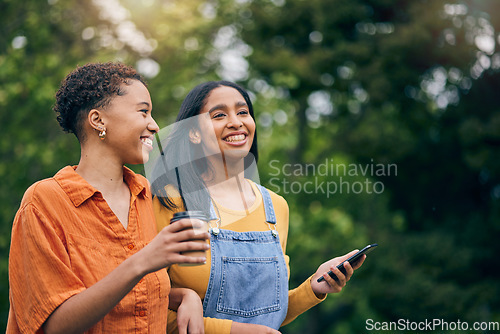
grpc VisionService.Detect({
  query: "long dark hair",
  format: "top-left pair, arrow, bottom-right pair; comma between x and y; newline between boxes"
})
151,81 -> 259,213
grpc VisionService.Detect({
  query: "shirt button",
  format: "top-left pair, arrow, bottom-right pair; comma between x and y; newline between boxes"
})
139,310 -> 146,317
127,244 -> 135,250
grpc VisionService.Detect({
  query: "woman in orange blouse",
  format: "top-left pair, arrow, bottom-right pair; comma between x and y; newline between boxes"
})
7,62 -> 209,333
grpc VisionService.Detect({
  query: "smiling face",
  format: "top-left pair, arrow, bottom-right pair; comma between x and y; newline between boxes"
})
100,79 -> 159,165
197,86 -> 256,163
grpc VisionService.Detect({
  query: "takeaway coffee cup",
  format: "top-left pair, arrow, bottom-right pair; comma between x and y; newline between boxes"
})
171,211 -> 209,266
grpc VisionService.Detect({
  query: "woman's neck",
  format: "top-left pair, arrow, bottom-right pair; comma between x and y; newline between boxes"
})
205,153 -> 245,183
76,144 -> 126,194
76,144 -> 132,229
204,158 -> 255,212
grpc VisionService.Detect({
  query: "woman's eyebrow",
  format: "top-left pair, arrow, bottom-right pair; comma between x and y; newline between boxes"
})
208,103 -> 227,113
208,101 -> 247,113
137,102 -> 151,108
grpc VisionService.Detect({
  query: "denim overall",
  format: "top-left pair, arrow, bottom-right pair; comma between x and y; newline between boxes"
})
202,184 -> 289,329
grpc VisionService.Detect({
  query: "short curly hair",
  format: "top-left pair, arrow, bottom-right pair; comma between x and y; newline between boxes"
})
54,62 -> 146,141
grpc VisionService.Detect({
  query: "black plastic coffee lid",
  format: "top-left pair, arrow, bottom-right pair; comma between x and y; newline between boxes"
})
172,211 -> 207,220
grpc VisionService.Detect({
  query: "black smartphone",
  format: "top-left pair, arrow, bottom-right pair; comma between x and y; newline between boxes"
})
317,243 -> 378,283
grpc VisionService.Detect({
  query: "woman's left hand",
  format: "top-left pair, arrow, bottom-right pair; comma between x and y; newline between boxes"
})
310,250 -> 365,297
176,289 -> 205,334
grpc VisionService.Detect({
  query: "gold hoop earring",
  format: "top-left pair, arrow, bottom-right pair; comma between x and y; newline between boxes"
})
98,127 -> 106,140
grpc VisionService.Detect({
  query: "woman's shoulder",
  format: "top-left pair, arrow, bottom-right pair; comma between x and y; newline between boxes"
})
152,185 -> 184,210
14,168 -> 77,224
248,180 -> 288,208
164,184 -> 181,198
21,177 -> 61,207
152,185 -> 185,230
22,167 -> 74,205
247,180 -> 289,229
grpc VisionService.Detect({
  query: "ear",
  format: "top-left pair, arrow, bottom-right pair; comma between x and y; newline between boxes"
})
88,108 -> 105,131
189,129 -> 201,144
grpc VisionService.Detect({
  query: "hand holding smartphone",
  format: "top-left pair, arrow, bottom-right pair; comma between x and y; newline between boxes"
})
317,243 -> 378,283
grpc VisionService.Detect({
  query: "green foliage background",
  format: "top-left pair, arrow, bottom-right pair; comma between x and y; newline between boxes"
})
1,0 -> 499,332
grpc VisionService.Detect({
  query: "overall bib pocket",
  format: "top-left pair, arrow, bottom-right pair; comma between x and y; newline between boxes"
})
217,256 -> 282,317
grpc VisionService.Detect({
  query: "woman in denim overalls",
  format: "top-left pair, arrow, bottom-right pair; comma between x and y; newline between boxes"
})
152,81 -> 365,333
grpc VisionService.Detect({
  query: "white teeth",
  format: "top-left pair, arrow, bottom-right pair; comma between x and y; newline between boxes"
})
141,138 -> 153,146
224,134 -> 245,142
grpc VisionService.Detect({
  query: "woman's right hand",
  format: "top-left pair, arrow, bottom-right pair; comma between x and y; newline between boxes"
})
230,322 -> 281,334
136,218 -> 210,274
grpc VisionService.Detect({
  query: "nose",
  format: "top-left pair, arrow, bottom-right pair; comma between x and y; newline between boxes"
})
227,113 -> 243,129
148,115 -> 160,134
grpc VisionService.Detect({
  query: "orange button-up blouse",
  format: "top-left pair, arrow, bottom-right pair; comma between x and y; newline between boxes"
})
7,166 -> 170,333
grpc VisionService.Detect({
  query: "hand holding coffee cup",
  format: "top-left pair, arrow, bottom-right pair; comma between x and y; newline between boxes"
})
170,211 -> 210,266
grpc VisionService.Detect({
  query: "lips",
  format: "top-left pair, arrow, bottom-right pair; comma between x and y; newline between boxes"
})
224,134 -> 246,142
141,136 -> 153,150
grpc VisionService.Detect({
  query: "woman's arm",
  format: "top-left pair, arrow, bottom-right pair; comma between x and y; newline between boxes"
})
169,288 -> 205,334
43,220 -> 209,334
282,251 -> 366,327
167,310 -> 280,334
230,322 -> 281,334
282,275 -> 326,326
42,252 -> 144,334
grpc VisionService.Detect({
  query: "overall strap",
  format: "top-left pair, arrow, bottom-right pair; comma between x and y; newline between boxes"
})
208,183 -> 276,223
209,201 -> 218,221
254,183 -> 277,224
207,182 -> 277,231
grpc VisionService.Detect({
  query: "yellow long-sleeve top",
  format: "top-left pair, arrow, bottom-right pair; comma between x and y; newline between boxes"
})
153,180 -> 326,334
